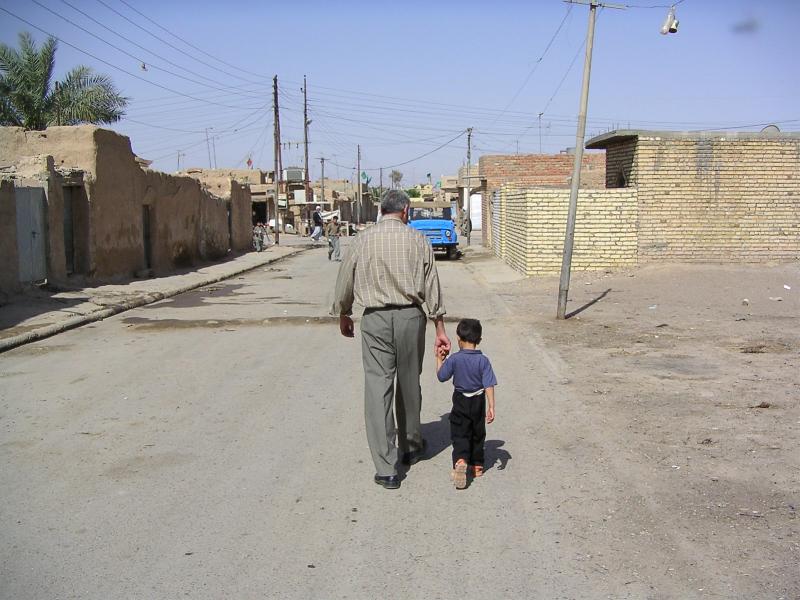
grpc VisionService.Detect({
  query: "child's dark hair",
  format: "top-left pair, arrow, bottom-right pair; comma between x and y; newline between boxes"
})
456,318 -> 482,344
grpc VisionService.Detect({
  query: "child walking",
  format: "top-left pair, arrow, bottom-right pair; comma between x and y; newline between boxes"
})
436,318 -> 497,490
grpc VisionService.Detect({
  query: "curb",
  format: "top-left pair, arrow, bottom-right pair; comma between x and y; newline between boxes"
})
0,247 -> 308,354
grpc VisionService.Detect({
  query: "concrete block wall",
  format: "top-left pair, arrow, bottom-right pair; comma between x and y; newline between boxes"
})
496,185 -> 638,276
626,136 -> 800,262
478,153 -> 606,247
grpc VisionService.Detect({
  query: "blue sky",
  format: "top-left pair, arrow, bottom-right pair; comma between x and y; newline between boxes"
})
2,0 -> 798,184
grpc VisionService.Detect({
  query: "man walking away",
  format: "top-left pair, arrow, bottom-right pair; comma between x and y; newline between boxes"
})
332,190 -> 451,490
326,215 -> 342,261
311,205 -> 324,242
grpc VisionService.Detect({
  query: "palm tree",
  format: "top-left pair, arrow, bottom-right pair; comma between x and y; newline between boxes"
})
0,32 -> 128,130
390,169 -> 403,189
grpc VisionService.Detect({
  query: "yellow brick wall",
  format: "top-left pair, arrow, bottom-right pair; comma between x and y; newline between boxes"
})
632,136 -> 800,262
495,185 -> 638,276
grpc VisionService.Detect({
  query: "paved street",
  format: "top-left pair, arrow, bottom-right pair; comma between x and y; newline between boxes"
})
1,241 -> 796,599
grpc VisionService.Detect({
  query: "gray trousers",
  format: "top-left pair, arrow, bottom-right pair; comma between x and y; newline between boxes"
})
360,305 -> 426,476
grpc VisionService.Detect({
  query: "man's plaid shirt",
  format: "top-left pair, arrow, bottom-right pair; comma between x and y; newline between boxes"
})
332,216 -> 446,319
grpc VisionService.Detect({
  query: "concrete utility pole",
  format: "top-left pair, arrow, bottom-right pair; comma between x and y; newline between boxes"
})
538,112 -> 544,153
211,135 -> 217,169
205,128 -> 212,169
272,75 -> 281,245
557,0 -> 624,320
303,75 -> 311,206
319,157 -> 326,213
356,145 -> 361,224
465,127 -> 473,246
379,167 -> 383,200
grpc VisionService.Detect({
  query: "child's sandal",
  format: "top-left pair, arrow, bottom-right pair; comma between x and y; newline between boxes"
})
452,461 -> 468,490
472,465 -> 484,478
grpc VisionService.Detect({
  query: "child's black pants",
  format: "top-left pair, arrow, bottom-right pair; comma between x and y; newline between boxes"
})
449,390 -> 486,466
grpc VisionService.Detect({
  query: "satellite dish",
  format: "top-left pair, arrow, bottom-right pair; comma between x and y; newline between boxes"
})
760,124 -> 781,134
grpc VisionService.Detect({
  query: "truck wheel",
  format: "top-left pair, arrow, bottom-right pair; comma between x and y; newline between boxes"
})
447,246 -> 458,260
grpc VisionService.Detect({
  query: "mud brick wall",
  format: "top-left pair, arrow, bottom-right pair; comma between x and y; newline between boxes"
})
496,185 -> 638,276
606,135 -> 800,263
0,180 -> 20,293
478,153 -> 606,247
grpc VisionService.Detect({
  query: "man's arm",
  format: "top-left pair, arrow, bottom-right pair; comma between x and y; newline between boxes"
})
421,238 -> 450,354
332,240 -> 358,337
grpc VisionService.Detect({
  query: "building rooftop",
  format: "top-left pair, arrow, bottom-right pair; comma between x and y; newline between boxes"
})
585,128 -> 800,150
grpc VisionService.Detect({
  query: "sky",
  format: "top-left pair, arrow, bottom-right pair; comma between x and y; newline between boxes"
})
1,0 -> 798,185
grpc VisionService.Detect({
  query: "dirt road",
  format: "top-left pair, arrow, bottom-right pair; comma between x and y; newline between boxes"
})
1,242 -> 797,599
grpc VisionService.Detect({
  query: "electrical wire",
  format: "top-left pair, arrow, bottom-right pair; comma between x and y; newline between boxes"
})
484,4 -> 573,129
0,6 -> 264,110
95,0 -> 266,86
30,0 -> 262,99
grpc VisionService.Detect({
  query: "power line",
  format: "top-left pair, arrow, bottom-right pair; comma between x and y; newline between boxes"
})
94,0 -> 265,86
57,0 -> 263,95
371,130 -> 468,171
31,0 -> 262,98
484,4 -> 573,129
0,6 -> 263,110
116,0 -> 268,82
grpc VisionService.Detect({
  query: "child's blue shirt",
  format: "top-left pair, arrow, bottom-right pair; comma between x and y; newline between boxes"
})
437,349 -> 497,394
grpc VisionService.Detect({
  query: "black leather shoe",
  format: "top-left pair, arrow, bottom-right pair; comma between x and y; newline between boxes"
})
374,474 -> 400,489
401,440 -> 427,466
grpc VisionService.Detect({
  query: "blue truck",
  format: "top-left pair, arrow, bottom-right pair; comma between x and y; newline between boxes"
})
408,201 -> 460,259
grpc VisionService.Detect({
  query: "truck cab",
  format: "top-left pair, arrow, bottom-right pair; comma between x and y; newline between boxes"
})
408,201 -> 459,259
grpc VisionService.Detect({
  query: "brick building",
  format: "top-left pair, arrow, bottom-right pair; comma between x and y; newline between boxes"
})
487,130 -> 800,278
478,153 -> 606,247
587,130 -> 800,263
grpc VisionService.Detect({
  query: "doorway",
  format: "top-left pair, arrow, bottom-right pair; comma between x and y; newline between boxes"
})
142,205 -> 153,270
15,187 -> 47,283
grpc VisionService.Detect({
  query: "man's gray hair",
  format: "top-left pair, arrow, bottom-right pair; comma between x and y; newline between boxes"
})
380,189 -> 410,214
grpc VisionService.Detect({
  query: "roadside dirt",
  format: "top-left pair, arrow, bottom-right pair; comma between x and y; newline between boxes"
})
490,259 -> 799,597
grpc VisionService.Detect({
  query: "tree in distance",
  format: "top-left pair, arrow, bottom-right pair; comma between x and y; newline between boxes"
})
390,170 -> 403,189
0,32 -> 128,130
405,188 -> 421,198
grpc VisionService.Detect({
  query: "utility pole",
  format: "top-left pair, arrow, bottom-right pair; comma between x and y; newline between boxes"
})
54,82 -> 61,126
379,168 -> 383,199
557,0 -> 624,319
205,128 -> 212,169
303,75 -> 311,207
538,112 -> 544,153
465,127 -> 473,246
272,75 -> 281,245
319,157 -> 325,213
177,151 -> 185,172
211,135 -> 217,169
356,144 -> 361,224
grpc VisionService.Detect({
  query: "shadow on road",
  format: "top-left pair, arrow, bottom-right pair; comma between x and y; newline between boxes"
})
420,413 -> 451,461
484,439 -> 511,473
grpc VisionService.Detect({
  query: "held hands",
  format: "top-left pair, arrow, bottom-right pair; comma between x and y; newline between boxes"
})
339,315 -> 355,338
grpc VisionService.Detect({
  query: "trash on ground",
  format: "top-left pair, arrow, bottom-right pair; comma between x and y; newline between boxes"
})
749,401 -> 771,409
768,297 -> 783,301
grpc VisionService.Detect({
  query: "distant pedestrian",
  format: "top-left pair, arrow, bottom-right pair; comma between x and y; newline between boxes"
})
326,215 -> 342,261
436,318 -> 497,490
253,223 -> 265,252
311,205 -> 324,242
332,189 -> 451,490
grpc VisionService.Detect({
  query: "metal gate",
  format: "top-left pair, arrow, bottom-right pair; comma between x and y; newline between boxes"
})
15,187 -> 47,282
